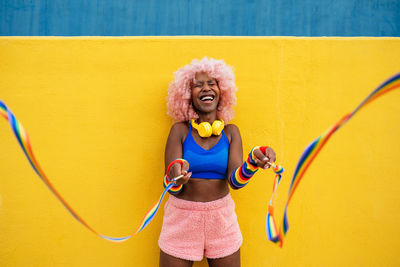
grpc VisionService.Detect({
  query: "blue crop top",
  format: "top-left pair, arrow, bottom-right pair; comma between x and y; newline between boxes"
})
183,124 -> 229,179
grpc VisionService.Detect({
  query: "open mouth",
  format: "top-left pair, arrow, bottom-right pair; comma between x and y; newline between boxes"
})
200,95 -> 215,102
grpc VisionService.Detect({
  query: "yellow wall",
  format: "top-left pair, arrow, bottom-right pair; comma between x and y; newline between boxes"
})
0,37 -> 399,267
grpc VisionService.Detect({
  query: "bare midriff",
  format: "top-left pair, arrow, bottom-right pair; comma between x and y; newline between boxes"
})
176,178 -> 230,202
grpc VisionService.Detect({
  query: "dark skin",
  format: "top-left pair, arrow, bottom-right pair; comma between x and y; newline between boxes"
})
160,72 -> 276,267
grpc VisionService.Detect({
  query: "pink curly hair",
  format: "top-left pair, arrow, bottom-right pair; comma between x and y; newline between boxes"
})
167,57 -> 238,123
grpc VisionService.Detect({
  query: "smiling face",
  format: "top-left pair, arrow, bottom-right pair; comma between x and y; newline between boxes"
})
191,72 -> 220,116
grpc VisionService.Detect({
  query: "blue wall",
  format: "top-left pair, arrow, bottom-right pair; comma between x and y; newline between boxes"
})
1,0 -> 399,36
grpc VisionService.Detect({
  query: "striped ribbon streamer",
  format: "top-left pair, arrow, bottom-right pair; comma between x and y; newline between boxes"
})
268,73 -> 400,247
0,100 -> 175,242
266,164 -> 284,243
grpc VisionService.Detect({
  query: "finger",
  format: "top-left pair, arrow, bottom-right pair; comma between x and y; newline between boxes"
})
270,156 -> 276,163
255,159 -> 270,169
172,175 -> 183,184
173,162 -> 182,171
175,172 -> 191,180
266,148 -> 276,162
169,162 -> 181,177
262,161 -> 271,169
177,173 -> 191,185
253,148 -> 269,163
175,174 -> 184,179
182,160 -> 189,172
267,153 -> 276,163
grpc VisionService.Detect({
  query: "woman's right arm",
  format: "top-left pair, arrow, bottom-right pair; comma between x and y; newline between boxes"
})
164,123 -> 191,185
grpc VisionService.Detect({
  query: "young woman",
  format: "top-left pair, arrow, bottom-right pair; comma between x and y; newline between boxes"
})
159,57 -> 276,267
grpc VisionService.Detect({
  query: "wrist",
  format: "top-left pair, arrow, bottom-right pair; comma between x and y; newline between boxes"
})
166,158 -> 188,180
248,146 -> 269,167
163,175 -> 183,193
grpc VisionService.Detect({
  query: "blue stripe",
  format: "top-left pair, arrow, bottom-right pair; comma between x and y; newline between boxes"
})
1,0 -> 399,36
229,170 -> 244,189
100,234 -> 131,242
282,209 -> 289,233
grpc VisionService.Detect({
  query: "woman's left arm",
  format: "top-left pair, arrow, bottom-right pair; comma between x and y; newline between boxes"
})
226,124 -> 244,181
227,125 -> 276,189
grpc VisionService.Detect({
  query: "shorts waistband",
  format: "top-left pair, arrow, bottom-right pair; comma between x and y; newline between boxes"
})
167,194 -> 233,211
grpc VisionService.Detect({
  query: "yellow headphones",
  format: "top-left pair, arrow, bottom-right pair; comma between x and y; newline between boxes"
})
191,119 -> 225,138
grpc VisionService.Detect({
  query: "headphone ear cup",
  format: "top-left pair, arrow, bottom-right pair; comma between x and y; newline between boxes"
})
198,122 -> 212,138
211,120 -> 224,136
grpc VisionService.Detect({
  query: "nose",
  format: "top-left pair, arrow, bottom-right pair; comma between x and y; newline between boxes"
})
202,84 -> 211,91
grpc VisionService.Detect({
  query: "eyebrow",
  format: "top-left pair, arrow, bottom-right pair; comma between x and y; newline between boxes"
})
193,79 -> 216,84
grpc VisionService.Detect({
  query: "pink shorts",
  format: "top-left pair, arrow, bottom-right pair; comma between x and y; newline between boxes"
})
158,194 -> 243,261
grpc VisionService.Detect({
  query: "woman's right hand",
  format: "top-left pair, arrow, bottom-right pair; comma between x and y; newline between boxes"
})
168,161 -> 192,185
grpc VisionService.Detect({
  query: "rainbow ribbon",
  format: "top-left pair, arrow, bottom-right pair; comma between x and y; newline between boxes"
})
0,100 -> 174,242
265,164 -> 284,243
266,73 -> 400,247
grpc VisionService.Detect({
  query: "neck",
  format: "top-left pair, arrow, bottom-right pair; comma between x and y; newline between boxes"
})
196,111 -> 217,124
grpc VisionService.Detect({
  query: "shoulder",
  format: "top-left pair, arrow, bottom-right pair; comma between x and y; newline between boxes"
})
169,121 -> 190,142
224,123 -> 241,143
225,123 -> 240,134
170,121 -> 189,132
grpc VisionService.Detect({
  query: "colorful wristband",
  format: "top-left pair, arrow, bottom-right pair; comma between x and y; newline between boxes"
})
163,175 -> 183,194
163,158 -> 187,194
229,146 -> 269,190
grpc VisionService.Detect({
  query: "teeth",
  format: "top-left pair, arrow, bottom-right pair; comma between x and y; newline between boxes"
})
201,96 -> 214,101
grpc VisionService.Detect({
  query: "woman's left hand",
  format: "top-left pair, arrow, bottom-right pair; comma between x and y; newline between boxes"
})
253,147 -> 276,169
